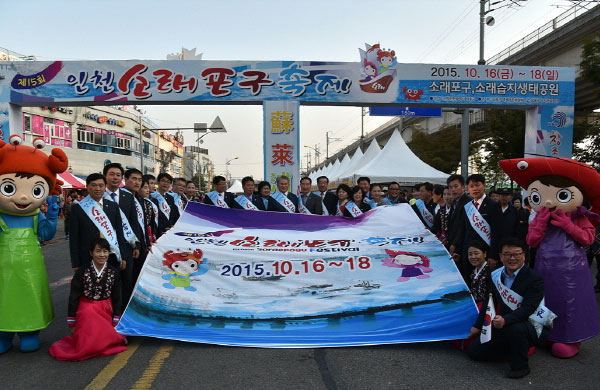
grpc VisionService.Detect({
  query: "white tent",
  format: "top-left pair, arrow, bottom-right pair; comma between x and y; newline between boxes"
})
323,159 -> 339,180
336,147 -> 364,182
353,130 -> 448,184
330,154 -> 351,183
227,179 -> 243,194
338,139 -> 381,183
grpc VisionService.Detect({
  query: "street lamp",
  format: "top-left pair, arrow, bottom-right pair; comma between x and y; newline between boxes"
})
304,145 -> 321,172
225,157 -> 239,183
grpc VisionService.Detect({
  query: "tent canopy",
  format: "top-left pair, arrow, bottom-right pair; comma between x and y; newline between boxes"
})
353,130 -> 448,185
227,179 -> 243,194
58,171 -> 86,189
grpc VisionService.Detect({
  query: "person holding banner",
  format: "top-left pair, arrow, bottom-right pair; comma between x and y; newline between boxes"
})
203,175 -> 235,208
257,181 -> 279,211
467,240 -> 491,305
134,178 -> 157,282
316,176 -> 338,215
382,182 -> 408,205
447,174 -> 471,255
69,173 -> 129,275
412,182 -> 436,229
335,184 -> 363,218
367,184 -> 386,208
351,186 -> 371,213
453,174 -> 502,281
271,176 -> 298,213
170,178 -> 187,213
232,176 -> 261,211
298,177 -> 323,215
431,186 -> 452,245
468,238 -> 548,379
357,177 -> 372,199
184,181 -> 201,203
151,173 -> 179,237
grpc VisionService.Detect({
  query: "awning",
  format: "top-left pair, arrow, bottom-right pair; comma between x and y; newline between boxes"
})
58,171 -> 86,189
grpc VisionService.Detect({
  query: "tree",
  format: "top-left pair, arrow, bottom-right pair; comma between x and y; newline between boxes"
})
573,32 -> 600,168
408,123 -> 486,174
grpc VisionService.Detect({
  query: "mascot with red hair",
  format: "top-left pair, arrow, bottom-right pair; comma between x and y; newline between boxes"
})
500,157 -> 600,358
0,135 -> 68,353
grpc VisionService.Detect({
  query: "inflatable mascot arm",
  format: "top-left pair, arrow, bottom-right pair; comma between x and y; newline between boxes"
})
0,135 -> 68,354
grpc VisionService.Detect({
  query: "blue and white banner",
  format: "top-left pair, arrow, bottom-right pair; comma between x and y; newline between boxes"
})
116,202 -> 478,347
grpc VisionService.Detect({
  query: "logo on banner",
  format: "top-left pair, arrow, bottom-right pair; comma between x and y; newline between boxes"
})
359,43 -> 397,94
381,249 -> 433,282
161,249 -> 209,292
548,111 -> 567,128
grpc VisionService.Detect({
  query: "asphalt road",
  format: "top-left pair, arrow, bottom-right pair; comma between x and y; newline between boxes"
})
1,226 -> 600,390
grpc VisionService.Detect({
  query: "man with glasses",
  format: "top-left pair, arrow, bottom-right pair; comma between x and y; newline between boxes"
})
382,182 -> 408,205
468,238 -> 549,379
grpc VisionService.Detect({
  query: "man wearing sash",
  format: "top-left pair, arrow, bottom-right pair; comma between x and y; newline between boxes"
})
69,173 -> 129,275
143,174 -> 161,235
447,174 -> 471,253
468,238 -> 549,379
316,176 -> 337,215
203,175 -> 235,208
232,176 -> 261,211
104,164 -> 141,306
170,177 -> 187,216
124,169 -> 151,280
151,173 -> 178,237
298,177 -> 323,215
411,182 -> 436,229
454,174 -> 502,281
271,176 -> 298,213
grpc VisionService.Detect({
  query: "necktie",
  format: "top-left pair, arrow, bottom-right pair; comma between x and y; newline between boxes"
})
302,194 -> 307,205
263,199 -> 268,209
474,200 -> 479,209
110,192 -> 117,202
321,192 -> 325,200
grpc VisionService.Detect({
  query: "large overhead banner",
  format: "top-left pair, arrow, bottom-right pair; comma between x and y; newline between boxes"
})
116,202 -> 478,347
0,45 -> 575,155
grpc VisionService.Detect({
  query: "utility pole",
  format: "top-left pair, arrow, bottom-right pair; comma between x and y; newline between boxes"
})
139,114 -> 144,174
325,131 -> 341,161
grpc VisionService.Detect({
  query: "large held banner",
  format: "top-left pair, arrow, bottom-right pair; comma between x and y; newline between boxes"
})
117,202 -> 478,347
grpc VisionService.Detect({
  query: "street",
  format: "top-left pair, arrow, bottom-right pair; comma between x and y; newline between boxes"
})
1,226 -> 600,390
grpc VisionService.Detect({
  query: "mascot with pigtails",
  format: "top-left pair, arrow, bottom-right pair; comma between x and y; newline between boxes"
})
0,135 -> 68,353
500,157 -> 600,358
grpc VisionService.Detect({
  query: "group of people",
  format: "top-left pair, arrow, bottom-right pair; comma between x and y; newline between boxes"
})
3,145 -> 598,378
50,165 -> 204,360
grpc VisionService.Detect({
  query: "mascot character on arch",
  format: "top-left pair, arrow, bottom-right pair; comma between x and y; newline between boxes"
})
0,135 -> 68,353
500,157 -> 600,358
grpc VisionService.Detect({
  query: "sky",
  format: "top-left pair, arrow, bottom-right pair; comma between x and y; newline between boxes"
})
0,0 -> 580,179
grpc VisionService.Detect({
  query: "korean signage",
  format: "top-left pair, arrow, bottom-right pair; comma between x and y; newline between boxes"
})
264,101 -> 299,190
0,45 -> 575,156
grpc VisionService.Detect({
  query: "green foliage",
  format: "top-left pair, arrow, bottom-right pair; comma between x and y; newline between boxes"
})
580,32 -> 600,94
408,124 -> 486,174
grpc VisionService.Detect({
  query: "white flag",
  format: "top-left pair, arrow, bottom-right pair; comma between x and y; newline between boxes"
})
480,294 -> 495,344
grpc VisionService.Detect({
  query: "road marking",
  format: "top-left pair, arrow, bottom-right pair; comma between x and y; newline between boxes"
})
132,342 -> 175,390
50,275 -> 72,288
84,339 -> 141,390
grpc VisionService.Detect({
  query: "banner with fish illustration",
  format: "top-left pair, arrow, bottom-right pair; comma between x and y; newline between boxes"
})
116,202 -> 478,347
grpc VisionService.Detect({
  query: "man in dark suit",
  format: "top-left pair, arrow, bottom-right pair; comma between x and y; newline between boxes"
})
272,175 -> 298,213
453,174 -> 502,280
299,177 -> 323,214
447,174 -> 471,253
411,182 -> 437,228
104,163 -> 140,306
70,173 -> 129,273
232,176 -> 262,210
151,173 -> 179,237
468,238 -> 546,379
317,176 -> 338,215
498,188 -> 519,239
203,175 -> 235,208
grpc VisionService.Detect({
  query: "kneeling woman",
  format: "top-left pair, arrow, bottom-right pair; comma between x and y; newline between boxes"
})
467,240 -> 492,308
49,238 -> 127,361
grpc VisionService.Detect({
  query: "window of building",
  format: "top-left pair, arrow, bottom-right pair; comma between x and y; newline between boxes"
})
23,115 -> 31,131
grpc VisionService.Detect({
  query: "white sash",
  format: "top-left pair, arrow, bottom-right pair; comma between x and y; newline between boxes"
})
151,191 -> 172,218
121,188 -> 146,241
415,199 -> 434,228
345,201 -> 363,217
168,191 -> 185,215
298,194 -> 312,215
272,191 -> 296,213
464,201 -> 491,246
314,191 -> 330,216
145,196 -> 159,228
103,193 -> 139,247
235,195 -> 259,210
79,196 -> 121,262
491,267 -> 556,337
207,191 -> 229,208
